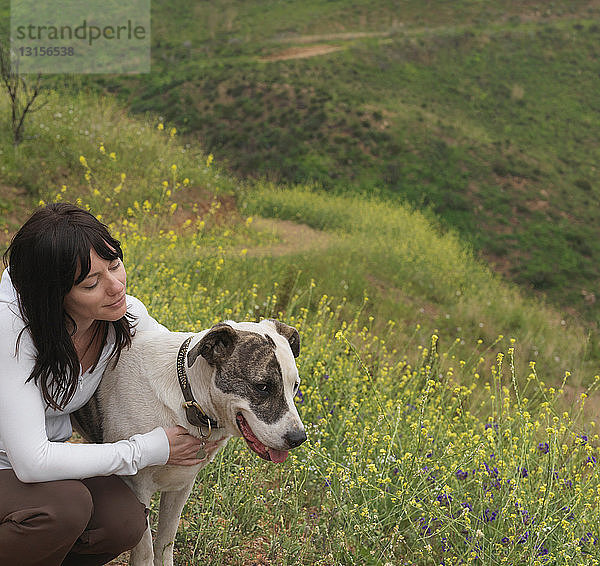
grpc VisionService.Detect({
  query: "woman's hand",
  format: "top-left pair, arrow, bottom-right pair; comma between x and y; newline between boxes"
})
164,425 -> 208,466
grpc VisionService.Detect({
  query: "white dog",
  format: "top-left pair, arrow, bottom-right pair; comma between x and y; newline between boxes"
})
74,319 -> 306,566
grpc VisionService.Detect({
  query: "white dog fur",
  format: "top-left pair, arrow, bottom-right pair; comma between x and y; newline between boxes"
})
74,319 -> 306,566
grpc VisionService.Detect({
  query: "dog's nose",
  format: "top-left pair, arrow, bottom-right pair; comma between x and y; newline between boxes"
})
284,428 -> 307,449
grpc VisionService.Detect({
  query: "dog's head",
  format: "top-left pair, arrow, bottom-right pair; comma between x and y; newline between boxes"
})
186,319 -> 306,463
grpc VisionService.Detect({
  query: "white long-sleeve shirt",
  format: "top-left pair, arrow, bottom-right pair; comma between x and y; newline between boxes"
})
0,269 -> 171,482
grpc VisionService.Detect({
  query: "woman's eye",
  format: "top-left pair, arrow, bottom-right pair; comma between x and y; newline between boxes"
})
84,281 -> 98,289
109,261 -> 121,271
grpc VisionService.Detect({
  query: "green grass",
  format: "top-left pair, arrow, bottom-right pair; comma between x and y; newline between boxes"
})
84,197 -> 600,565
1,76 -> 600,566
99,187 -> 600,565
71,0 -> 600,326
116,203 -> 600,563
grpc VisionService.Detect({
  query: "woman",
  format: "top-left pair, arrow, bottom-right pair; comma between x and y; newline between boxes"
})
0,203 -> 205,566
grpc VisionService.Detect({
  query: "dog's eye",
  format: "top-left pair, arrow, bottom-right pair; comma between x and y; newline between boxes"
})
255,383 -> 269,393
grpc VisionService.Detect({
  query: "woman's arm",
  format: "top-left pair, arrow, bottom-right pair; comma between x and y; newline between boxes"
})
0,380 -> 169,483
0,307 -> 170,482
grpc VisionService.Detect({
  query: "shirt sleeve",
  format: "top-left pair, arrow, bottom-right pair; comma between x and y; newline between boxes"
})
0,306 -> 170,483
126,295 -> 170,333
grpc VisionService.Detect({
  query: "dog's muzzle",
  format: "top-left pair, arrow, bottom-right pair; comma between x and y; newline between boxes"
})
236,413 -> 306,463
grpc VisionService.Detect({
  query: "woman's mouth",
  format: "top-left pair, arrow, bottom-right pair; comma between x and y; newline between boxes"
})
105,295 -> 126,308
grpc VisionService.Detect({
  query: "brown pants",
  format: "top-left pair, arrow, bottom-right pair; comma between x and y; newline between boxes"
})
0,470 -> 148,566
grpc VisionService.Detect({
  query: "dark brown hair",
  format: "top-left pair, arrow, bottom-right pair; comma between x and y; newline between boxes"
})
3,203 -> 134,410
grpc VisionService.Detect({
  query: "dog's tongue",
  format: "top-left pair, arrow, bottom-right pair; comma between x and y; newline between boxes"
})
267,448 -> 289,463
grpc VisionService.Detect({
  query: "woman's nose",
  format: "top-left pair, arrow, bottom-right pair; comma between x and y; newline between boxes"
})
107,272 -> 125,295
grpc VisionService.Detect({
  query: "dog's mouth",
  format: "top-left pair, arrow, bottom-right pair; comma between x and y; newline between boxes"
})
236,413 -> 289,463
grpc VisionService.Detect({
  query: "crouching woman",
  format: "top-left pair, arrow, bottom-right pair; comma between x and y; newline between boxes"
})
0,203 -> 205,566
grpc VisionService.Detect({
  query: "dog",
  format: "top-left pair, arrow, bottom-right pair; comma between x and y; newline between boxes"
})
74,319 -> 306,566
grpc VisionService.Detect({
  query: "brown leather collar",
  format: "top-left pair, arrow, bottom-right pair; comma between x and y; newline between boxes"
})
177,336 -> 219,435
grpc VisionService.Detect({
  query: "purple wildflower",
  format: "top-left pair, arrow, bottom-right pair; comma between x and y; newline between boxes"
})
579,532 -> 598,546
418,517 -> 433,536
456,469 -> 469,480
437,493 -> 453,505
483,461 -> 499,478
483,509 -> 498,522
518,531 -> 530,544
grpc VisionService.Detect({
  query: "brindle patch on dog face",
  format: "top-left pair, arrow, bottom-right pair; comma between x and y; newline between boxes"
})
214,330 -> 289,424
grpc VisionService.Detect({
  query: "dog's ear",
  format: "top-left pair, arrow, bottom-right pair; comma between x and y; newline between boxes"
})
268,319 -> 300,358
188,324 -> 237,367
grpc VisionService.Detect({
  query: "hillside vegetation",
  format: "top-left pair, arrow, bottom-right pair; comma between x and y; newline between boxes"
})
0,90 -> 596,381
85,0 -> 600,325
1,86 -> 600,564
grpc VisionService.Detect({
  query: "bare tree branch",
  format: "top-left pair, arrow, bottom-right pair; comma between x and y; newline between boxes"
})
0,39 -> 47,145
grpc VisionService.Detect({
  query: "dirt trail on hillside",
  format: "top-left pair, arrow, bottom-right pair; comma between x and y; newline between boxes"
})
275,31 -> 392,44
246,217 -> 332,256
261,31 -> 391,62
261,44 -> 344,61
261,5 -> 600,62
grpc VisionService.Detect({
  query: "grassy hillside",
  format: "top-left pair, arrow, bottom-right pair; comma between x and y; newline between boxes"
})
84,0 -> 600,325
2,89 -> 600,565
1,89 -> 597,382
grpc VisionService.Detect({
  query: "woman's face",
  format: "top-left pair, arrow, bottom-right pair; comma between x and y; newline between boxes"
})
63,248 -> 127,328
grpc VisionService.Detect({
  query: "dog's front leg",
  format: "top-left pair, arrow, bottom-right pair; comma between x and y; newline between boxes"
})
129,526 -> 154,566
153,484 -> 196,566
124,476 -> 155,566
